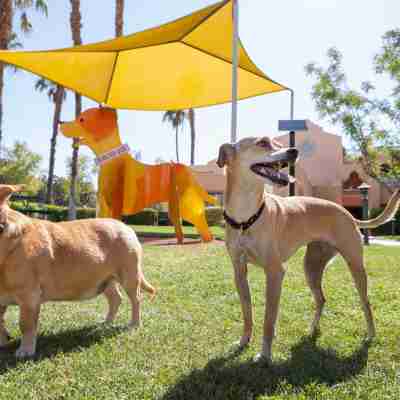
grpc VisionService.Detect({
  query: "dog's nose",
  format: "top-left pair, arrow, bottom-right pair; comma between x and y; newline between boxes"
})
287,148 -> 298,160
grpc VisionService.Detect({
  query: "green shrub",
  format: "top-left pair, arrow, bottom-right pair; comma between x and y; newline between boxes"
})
369,207 -> 399,235
122,209 -> 158,225
205,206 -> 223,226
9,201 -> 95,222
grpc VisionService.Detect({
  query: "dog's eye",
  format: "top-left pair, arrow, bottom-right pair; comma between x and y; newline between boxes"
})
79,118 -> 85,123
0,224 -> 5,234
257,139 -> 272,150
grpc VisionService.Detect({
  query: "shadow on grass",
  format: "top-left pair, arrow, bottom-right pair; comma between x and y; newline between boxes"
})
0,324 -> 124,373
161,336 -> 371,400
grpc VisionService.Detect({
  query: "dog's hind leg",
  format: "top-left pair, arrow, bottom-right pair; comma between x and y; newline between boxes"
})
304,241 -> 337,336
0,305 -> 10,346
336,235 -> 376,340
103,282 -> 122,324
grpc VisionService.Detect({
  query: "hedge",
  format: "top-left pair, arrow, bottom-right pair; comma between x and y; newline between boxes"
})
122,209 -> 158,226
10,201 -> 224,227
369,207 -> 399,236
158,206 -> 223,227
10,201 -> 96,222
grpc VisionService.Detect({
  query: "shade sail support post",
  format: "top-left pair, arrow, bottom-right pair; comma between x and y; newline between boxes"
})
289,89 -> 296,196
231,0 -> 239,144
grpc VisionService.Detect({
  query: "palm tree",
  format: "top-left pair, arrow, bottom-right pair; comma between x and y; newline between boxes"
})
68,0 -> 82,220
0,0 -> 48,150
115,0 -> 124,37
188,108 -> 196,165
35,79 -> 66,204
162,111 -> 187,163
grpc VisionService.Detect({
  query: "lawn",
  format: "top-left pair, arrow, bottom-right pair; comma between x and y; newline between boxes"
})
132,224 -> 225,240
0,243 -> 399,399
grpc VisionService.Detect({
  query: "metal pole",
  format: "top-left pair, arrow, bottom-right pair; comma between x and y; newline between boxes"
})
289,89 -> 296,196
231,0 -> 239,144
362,191 -> 370,245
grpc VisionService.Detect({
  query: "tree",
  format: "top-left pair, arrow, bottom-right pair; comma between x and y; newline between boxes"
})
162,110 -> 187,163
0,141 -> 43,193
305,47 -> 400,181
188,108 -> 196,165
374,29 -> 400,128
0,0 -> 48,150
66,154 -> 97,207
115,0 -> 124,37
68,0 -> 83,220
35,79 -> 66,204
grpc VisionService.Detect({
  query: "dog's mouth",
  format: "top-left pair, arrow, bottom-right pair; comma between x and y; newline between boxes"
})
250,161 -> 292,186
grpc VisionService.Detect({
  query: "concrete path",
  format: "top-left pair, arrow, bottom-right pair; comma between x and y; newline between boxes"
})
369,237 -> 400,247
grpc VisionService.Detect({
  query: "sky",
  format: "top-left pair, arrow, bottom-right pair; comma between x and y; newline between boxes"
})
3,0 -> 400,179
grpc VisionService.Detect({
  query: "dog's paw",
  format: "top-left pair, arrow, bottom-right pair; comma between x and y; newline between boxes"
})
253,352 -> 272,365
15,346 -> 35,359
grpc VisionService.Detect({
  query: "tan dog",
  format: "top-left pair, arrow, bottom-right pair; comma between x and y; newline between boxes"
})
217,136 -> 400,363
0,185 -> 155,358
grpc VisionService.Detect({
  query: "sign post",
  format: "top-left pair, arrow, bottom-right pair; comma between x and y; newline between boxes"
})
278,112 -> 307,196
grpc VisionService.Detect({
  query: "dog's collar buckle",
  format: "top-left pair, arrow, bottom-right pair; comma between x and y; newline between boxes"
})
224,202 -> 265,233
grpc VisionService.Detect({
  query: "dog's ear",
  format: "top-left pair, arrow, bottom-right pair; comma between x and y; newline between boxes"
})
0,185 -> 20,206
217,143 -> 235,168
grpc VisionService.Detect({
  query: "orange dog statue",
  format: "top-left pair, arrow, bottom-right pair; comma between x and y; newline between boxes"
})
60,107 -> 217,243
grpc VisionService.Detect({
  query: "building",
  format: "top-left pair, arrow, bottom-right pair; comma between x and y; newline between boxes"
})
191,120 -> 393,216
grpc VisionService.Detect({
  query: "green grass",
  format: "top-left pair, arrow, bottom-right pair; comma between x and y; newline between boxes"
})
131,224 -> 225,240
0,244 -> 399,399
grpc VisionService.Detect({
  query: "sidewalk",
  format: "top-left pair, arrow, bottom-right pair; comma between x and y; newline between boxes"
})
369,237 -> 400,247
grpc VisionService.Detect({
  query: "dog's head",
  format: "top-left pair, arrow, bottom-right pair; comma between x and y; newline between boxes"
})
217,136 -> 298,187
59,107 -> 118,150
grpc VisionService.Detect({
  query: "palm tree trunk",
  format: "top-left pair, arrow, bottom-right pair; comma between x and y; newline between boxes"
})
46,85 -> 64,204
115,0 -> 124,37
68,0 -> 82,220
0,65 -> 4,155
175,125 -> 179,163
0,0 -> 13,152
189,108 -> 196,165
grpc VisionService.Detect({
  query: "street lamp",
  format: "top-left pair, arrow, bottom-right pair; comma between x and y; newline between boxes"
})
358,182 -> 371,245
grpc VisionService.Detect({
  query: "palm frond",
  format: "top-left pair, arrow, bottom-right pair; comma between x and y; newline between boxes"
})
19,12 -> 32,33
35,0 -> 48,17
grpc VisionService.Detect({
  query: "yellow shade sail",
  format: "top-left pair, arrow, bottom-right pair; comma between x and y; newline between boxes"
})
0,0 -> 287,110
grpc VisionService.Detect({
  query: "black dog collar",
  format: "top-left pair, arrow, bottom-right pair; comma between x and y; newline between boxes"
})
223,202 -> 265,232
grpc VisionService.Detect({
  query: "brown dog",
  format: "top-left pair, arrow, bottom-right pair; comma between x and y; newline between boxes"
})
218,136 -> 400,363
0,185 -> 155,358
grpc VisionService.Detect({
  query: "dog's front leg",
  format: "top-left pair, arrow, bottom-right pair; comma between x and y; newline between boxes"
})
255,263 -> 285,364
0,305 -> 10,347
16,294 -> 41,359
233,259 -> 253,348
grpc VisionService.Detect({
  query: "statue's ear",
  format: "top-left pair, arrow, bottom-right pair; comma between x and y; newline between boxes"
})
217,143 -> 235,168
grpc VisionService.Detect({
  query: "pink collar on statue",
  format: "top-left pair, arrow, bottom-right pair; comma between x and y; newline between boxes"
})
95,144 -> 131,166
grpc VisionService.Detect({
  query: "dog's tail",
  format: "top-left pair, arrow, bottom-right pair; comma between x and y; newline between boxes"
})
355,189 -> 400,229
140,276 -> 157,301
